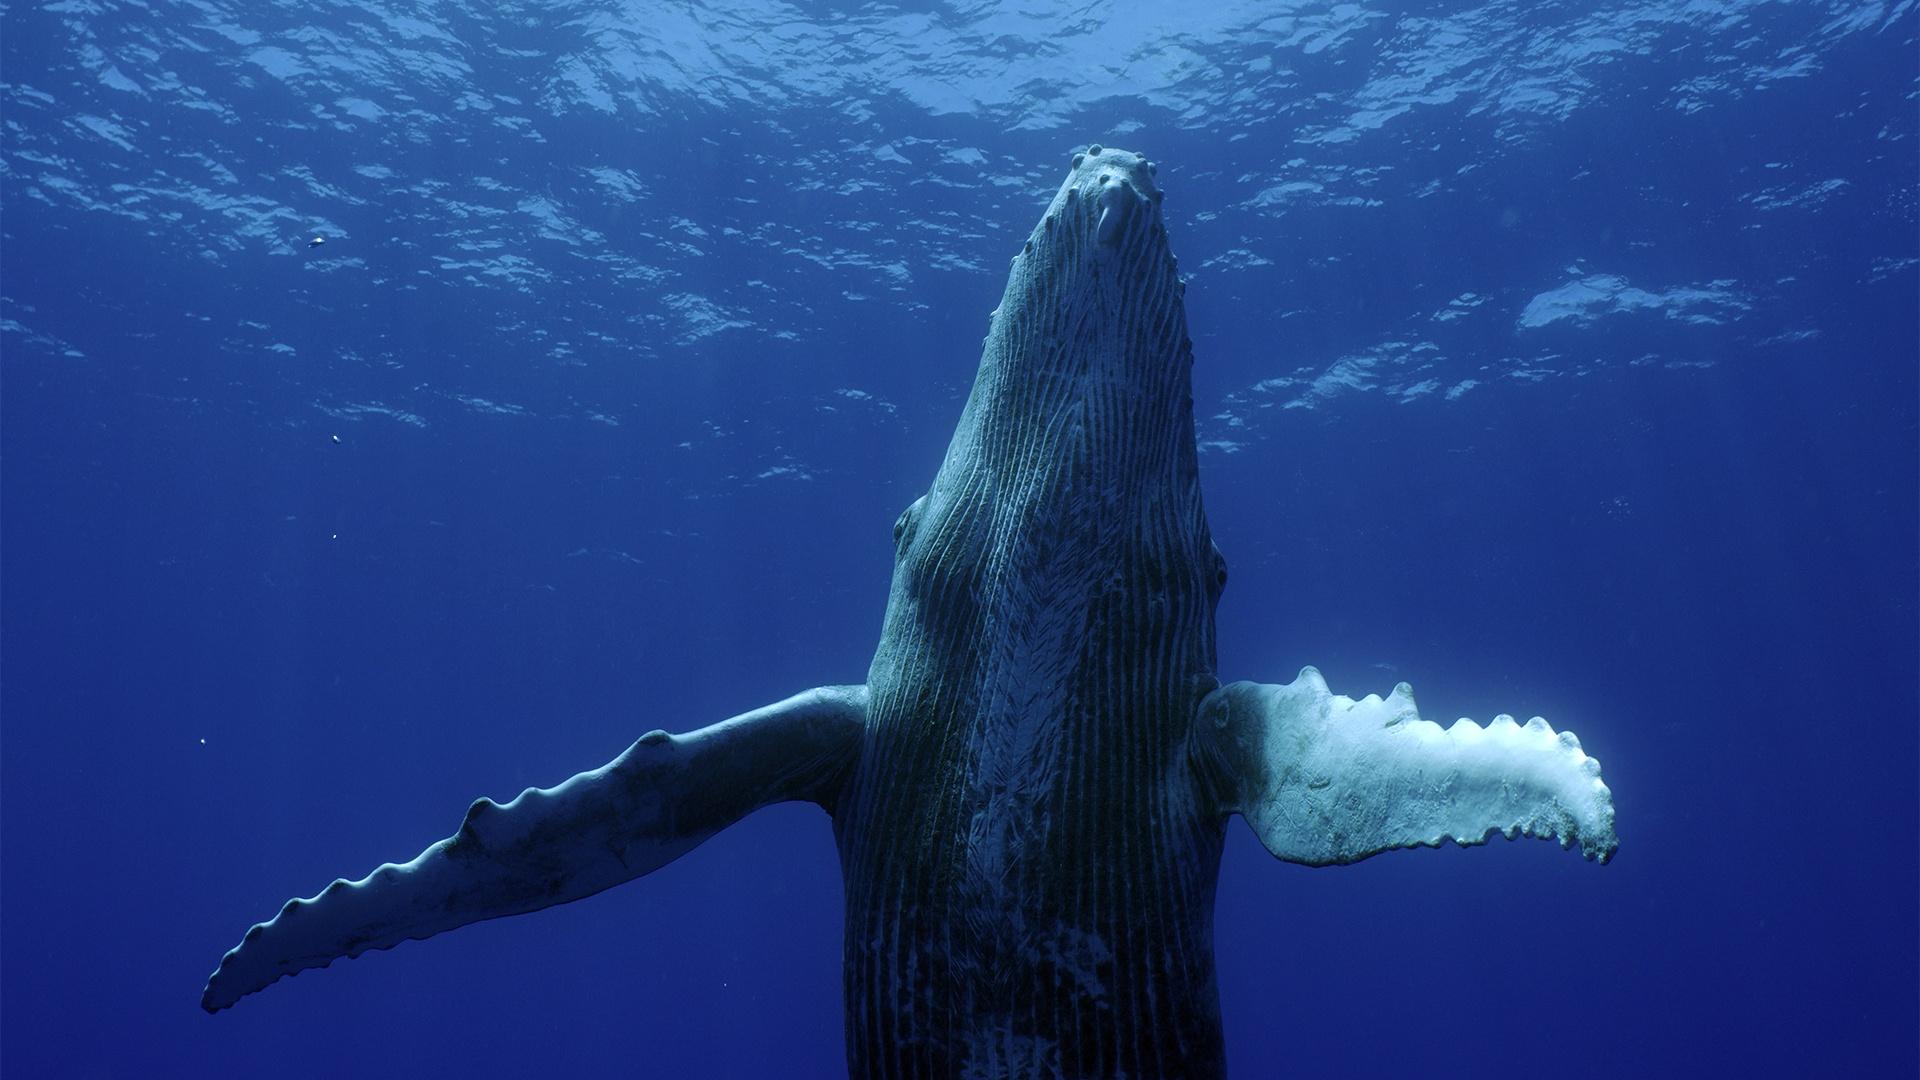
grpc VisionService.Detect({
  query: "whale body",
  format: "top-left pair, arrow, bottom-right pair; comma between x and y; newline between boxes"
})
203,147 -> 1616,1078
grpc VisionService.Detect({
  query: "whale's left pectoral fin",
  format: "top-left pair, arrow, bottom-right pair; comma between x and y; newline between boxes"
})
202,684 -> 867,1013
1194,668 -> 1616,866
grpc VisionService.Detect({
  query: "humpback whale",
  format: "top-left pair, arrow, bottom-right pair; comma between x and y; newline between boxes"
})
203,146 -> 1616,1076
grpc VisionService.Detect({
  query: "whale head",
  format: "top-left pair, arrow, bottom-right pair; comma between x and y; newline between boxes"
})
877,144 -> 1221,702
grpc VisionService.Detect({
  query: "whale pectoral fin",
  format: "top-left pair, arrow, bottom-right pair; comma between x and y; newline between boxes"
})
1193,669 -> 1616,866
202,684 -> 868,1013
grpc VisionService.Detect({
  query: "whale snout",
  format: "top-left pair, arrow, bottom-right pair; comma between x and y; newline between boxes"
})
1071,144 -> 1161,250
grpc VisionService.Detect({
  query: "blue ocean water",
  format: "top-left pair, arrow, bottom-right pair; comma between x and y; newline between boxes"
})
3,1 -> 1915,1076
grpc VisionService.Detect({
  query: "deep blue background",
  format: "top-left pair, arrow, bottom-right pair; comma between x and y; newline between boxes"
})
4,2 -> 1915,1076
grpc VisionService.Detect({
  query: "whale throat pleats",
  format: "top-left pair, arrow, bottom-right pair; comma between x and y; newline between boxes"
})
834,146 -> 1231,1076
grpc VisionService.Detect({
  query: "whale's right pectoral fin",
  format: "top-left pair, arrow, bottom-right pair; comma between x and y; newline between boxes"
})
202,684 -> 868,1013
1194,669 -> 1616,866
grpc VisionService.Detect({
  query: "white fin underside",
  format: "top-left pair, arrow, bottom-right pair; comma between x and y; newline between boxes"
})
1197,667 -> 1617,866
